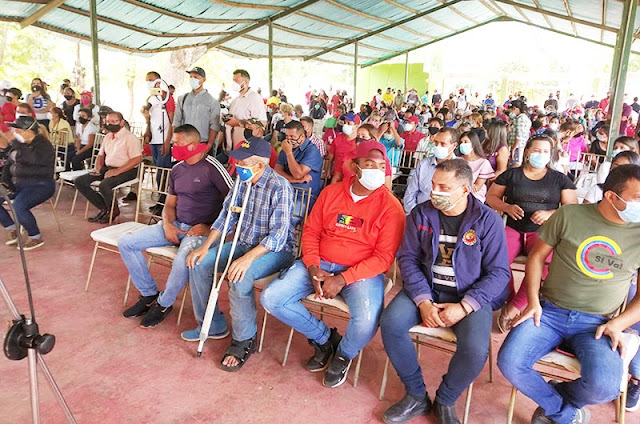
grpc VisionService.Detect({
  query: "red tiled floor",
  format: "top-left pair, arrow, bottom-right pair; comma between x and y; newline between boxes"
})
0,190 -> 627,423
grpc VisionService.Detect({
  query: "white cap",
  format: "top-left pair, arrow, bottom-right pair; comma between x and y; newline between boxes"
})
0,80 -> 10,91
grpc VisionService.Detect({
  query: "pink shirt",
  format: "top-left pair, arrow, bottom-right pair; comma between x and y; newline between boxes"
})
564,135 -> 588,163
467,158 -> 495,203
100,128 -> 142,168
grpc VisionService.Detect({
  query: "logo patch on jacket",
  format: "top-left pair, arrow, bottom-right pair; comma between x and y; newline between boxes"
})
336,214 -> 363,231
462,229 -> 477,246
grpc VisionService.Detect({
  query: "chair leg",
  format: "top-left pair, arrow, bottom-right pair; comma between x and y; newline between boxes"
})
282,327 -> 295,367
85,242 -> 100,292
84,198 -> 90,220
123,276 -> 131,306
507,387 -> 517,424
49,199 -> 63,234
463,383 -> 473,424
488,336 -> 494,383
619,390 -> 627,424
108,188 -> 117,225
177,285 -> 189,326
70,188 -> 78,215
379,357 -> 390,400
54,180 -> 64,209
259,312 -> 268,353
353,350 -> 363,388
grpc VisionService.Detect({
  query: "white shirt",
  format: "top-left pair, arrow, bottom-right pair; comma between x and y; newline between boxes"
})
75,122 -> 98,146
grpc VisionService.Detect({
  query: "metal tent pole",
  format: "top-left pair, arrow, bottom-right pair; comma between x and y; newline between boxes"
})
404,52 -> 409,95
268,19 -> 273,95
353,40 -> 358,108
89,0 -> 101,104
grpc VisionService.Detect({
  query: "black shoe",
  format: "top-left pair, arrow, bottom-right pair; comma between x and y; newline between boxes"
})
140,301 -> 172,328
433,401 -> 461,424
123,294 -> 158,318
88,210 -> 108,222
148,204 -> 163,215
383,393 -> 432,424
307,328 -> 341,372
97,207 -> 119,224
123,192 -> 137,201
323,351 -> 352,388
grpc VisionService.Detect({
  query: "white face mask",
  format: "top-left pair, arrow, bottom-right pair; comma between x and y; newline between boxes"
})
342,124 -> 354,135
357,166 -> 385,191
596,133 -> 607,142
13,131 -> 26,143
404,123 -> 414,132
229,81 -> 242,93
146,81 -> 155,90
189,78 -> 201,90
459,143 -> 473,156
549,123 -> 559,131
383,133 -> 393,140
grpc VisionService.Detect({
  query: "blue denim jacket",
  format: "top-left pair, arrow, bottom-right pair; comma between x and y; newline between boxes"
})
398,194 -> 511,311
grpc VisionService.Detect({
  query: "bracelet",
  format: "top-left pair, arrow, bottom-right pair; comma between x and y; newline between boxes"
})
460,302 -> 470,316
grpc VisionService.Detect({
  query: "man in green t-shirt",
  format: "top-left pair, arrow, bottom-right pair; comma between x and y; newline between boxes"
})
498,164 -> 640,424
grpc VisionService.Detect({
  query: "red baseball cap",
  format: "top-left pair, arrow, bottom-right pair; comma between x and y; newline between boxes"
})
354,140 -> 387,160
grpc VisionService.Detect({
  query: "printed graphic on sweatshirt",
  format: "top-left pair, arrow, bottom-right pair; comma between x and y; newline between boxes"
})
335,214 -> 363,231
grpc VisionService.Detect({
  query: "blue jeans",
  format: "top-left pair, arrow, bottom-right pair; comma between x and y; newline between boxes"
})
117,221 -> 213,309
498,300 -> 623,424
628,281 -> 640,377
260,259 -> 384,359
0,180 -> 55,238
189,242 -> 294,341
380,289 -> 492,405
150,144 -> 172,169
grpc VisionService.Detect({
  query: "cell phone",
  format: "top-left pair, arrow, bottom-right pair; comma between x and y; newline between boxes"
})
149,87 -> 162,96
222,114 -> 234,122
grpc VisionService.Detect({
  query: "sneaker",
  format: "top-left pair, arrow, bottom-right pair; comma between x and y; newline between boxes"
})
5,230 -> 18,246
140,302 -> 172,328
531,407 -> 554,424
382,392 -> 432,424
20,238 -> 44,251
571,407 -> 590,424
432,401 -> 461,424
323,351 -> 352,388
181,326 -> 230,342
122,294 -> 158,318
627,379 -> 640,411
307,328 -> 341,372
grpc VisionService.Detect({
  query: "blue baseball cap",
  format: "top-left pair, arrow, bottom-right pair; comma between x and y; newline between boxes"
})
229,138 -> 271,160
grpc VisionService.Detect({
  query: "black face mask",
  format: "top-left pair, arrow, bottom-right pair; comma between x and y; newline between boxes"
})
244,128 -> 253,140
355,136 -> 367,144
78,117 -> 89,124
106,124 -> 121,133
428,126 -> 439,135
64,95 -> 73,101
32,86 -> 42,92
5,96 -> 12,102
336,124 -> 343,133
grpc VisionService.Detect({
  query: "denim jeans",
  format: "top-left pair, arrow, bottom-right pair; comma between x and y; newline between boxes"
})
628,281 -> 640,378
0,180 -> 55,238
189,242 -> 294,341
260,259 -> 385,360
498,299 -> 623,424
380,289 -> 492,405
150,144 -> 172,169
117,221 -> 210,309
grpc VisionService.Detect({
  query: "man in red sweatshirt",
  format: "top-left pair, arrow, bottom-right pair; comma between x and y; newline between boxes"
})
261,140 -> 405,388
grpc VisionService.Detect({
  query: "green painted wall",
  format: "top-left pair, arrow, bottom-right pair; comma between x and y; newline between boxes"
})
356,63 -> 429,105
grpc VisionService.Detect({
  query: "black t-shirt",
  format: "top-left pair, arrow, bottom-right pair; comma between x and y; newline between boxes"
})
61,100 -> 79,127
590,140 -> 607,162
495,167 -> 575,233
0,145 -> 9,176
432,212 -> 464,302
274,119 -> 286,142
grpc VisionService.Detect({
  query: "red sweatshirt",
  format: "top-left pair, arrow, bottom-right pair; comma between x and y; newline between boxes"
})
301,177 -> 405,284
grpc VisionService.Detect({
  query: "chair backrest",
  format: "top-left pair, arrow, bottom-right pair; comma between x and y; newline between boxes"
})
134,162 -> 172,224
292,186 -> 312,257
390,148 -> 430,195
129,122 -> 145,139
89,133 -> 105,169
50,130 -> 70,175
576,152 -> 606,180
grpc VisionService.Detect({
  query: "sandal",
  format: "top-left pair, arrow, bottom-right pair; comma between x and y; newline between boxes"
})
496,306 -> 514,333
219,335 -> 257,372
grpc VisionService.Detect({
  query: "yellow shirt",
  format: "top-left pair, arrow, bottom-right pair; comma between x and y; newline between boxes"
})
49,119 -> 73,145
382,93 -> 394,105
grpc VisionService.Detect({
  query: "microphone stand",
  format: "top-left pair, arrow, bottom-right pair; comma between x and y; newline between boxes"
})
1,184 -> 76,423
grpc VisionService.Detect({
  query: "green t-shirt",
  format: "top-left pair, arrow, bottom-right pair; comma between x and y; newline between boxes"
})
539,203 -> 640,315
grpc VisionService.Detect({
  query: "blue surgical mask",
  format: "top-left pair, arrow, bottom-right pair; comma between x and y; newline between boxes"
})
612,148 -> 623,157
236,163 -> 260,182
433,145 -> 450,160
612,193 -> 640,223
459,143 -> 473,155
529,153 -> 550,169
189,77 -> 201,90
509,112 -> 517,119
314,104 -> 320,110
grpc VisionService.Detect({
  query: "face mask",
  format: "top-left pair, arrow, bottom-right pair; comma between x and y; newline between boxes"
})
172,143 -> 208,161
64,95 -> 73,101
383,133 -> 393,140
404,123 -> 414,132
235,163 -> 260,182
549,123 -> 559,131
5,96 -> 12,102
509,112 -> 517,119
528,153 -> 550,169
32,85 -> 42,92
572,114 -> 580,120
81,97 -> 91,106
428,126 -> 439,135
342,124 -> 353,135
229,81 -> 242,93
13,131 -> 26,143
612,148 -> 624,157
459,143 -> 473,155
357,166 -> 385,191
106,124 -> 121,133
78,117 -> 89,124
244,128 -> 254,140
189,78 -> 201,90
612,193 -> 640,223
355,136 -> 367,144
146,81 -> 155,90
430,186 -> 464,211
596,133 -> 607,142
433,145 -> 451,160
400,107 -> 407,113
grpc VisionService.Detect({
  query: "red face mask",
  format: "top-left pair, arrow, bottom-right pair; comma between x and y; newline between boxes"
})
172,143 -> 208,161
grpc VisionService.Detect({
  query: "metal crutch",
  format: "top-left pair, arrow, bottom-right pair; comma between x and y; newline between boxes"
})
196,176 -> 252,357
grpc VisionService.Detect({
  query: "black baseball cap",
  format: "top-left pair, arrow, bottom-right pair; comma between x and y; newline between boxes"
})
186,67 -> 206,78
229,138 -> 271,160
98,105 -> 113,116
9,115 -> 39,132
7,88 -> 22,99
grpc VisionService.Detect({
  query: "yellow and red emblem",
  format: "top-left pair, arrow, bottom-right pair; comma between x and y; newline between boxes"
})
462,229 -> 477,246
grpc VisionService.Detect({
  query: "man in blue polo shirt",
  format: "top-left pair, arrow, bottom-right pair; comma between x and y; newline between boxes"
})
274,120 -> 323,225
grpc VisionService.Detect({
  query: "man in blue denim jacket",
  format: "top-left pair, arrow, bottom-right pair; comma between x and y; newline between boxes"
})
381,159 -> 510,424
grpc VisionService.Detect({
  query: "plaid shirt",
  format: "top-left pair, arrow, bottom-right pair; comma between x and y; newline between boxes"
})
309,134 -> 326,157
508,113 -> 531,150
212,167 -> 295,253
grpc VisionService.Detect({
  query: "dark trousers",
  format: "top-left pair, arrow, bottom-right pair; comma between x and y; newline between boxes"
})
60,144 -> 76,171
75,166 -> 138,211
70,147 -> 92,171
380,289 -> 492,405
0,180 -> 55,237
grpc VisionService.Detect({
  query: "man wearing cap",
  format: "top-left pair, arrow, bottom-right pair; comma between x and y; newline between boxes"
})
0,116 -> 55,250
75,111 -> 142,223
227,119 -> 278,177
224,69 -> 268,150
274,120 -> 323,224
261,140 -> 405,388
173,67 -> 221,152
380,159 -> 509,424
186,137 -> 295,372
